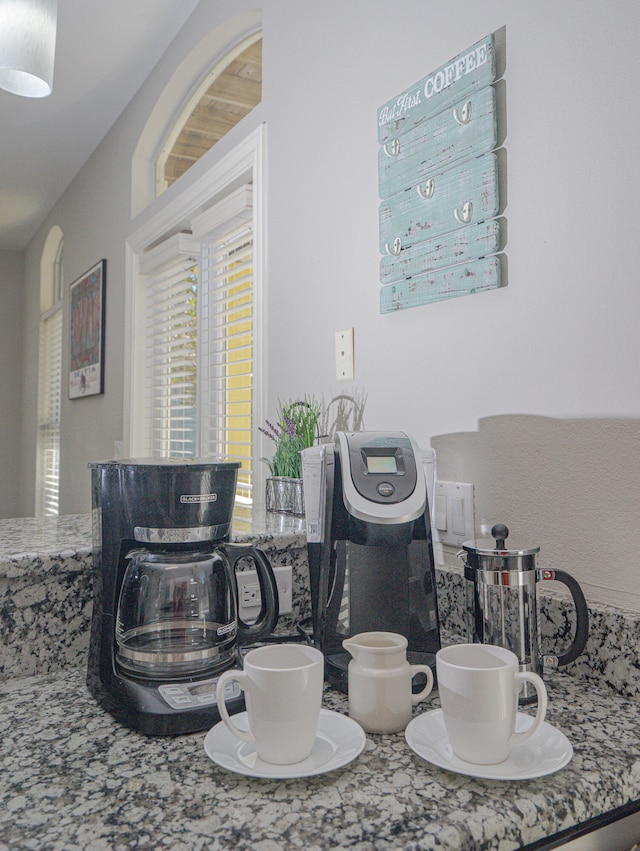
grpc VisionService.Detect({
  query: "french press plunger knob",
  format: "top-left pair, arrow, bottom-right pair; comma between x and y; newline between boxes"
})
491,523 -> 509,550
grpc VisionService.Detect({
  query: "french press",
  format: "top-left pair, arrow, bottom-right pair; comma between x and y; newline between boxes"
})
460,524 -> 589,703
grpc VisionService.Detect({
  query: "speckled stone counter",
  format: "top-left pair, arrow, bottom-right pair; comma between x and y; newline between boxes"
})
3,514 -> 640,699
0,512 -> 309,681
0,665 -> 639,851
1,512 -> 640,849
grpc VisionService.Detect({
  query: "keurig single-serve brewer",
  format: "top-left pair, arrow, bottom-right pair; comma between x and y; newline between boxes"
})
87,458 -> 279,735
302,431 -> 440,692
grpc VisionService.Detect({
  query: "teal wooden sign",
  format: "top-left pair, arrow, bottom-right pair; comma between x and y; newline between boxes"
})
377,32 -> 505,313
379,152 -> 499,255
380,256 -> 500,313
378,34 -> 496,145
378,86 -> 497,200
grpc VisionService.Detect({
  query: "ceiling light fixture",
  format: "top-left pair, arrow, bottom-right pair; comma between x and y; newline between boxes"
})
0,0 -> 58,98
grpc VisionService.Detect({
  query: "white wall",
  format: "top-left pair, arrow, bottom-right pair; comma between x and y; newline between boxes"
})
14,0 -> 640,610
263,0 -> 640,611
264,0 -> 639,430
0,249 -> 23,517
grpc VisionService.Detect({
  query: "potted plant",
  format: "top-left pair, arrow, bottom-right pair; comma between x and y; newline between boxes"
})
260,397 -> 320,515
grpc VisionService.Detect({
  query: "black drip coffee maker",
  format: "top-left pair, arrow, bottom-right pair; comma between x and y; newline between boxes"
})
87,459 -> 278,735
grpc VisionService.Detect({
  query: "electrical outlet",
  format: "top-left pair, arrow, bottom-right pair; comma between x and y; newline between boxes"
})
335,328 -> 355,381
237,565 -> 293,621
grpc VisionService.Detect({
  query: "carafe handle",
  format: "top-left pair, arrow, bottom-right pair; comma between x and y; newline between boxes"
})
537,567 -> 589,666
221,545 -> 279,644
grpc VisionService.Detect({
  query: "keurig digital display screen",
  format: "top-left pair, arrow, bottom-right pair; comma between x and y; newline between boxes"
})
366,455 -> 397,474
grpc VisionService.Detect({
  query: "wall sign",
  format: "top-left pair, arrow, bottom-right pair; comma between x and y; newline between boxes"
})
377,33 -> 505,312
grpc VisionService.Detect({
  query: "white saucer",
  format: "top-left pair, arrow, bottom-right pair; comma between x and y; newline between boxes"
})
405,709 -> 573,780
204,708 -> 366,779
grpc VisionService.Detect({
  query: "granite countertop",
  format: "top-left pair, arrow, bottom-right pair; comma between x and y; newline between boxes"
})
1,513 -> 639,848
0,511 -> 310,682
0,665 -> 639,851
0,515 -> 93,579
0,511 -> 307,579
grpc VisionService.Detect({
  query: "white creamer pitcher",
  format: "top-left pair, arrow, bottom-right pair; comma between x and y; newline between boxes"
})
343,632 -> 434,733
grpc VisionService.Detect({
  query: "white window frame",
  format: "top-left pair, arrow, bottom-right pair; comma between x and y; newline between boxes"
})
125,124 -> 267,498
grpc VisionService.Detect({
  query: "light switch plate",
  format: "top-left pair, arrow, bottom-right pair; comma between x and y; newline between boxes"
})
335,328 -> 355,381
433,480 -> 474,547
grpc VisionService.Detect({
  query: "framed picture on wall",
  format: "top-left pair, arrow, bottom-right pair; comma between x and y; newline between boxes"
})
69,259 -> 106,399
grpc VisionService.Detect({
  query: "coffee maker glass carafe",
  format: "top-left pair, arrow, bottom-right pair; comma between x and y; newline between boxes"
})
461,523 -> 589,703
117,549 -> 240,680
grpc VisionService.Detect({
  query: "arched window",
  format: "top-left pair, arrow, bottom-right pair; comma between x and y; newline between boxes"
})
36,227 -> 63,516
128,24 -> 265,509
156,33 -> 261,196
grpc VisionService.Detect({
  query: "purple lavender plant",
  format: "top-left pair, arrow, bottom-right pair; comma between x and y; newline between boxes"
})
260,398 -> 320,478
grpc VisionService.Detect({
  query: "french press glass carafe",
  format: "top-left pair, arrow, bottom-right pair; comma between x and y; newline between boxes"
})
460,524 -> 589,703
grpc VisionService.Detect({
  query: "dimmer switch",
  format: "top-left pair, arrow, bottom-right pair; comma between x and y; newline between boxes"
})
434,494 -> 447,531
433,480 -> 475,546
450,497 -> 465,536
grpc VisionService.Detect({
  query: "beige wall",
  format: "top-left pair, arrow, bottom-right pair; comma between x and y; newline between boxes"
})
431,416 -> 640,610
8,0 -> 640,610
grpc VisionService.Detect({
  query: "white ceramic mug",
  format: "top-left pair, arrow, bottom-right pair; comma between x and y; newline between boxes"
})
436,643 -> 548,765
343,632 -> 434,734
215,643 -> 324,765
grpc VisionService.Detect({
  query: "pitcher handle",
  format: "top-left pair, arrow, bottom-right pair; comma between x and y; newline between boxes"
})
409,664 -> 434,705
537,567 -> 589,667
222,544 -> 279,644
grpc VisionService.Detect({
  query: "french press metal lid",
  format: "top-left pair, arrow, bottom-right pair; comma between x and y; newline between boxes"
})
461,523 -> 540,568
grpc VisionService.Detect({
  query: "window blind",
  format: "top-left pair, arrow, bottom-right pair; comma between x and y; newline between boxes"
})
140,234 -> 199,458
196,188 -> 254,504
137,187 -> 255,504
36,305 -> 62,516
